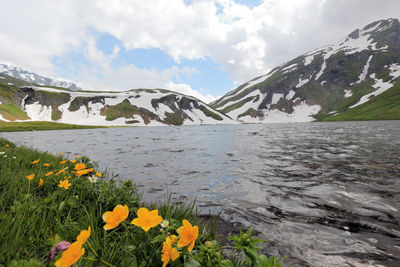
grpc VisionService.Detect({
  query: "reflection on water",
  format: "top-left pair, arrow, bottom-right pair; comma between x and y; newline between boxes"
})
3,121 -> 400,266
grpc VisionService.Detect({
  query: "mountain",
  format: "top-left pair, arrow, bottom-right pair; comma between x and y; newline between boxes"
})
0,74 -> 235,126
0,63 -> 81,90
211,18 -> 400,122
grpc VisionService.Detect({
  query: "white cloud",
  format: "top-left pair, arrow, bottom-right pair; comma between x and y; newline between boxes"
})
165,82 -> 218,103
0,0 -> 399,99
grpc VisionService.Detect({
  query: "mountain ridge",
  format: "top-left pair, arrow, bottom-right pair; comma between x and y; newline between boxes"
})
211,18 -> 400,122
0,63 -> 81,90
0,73 -> 235,126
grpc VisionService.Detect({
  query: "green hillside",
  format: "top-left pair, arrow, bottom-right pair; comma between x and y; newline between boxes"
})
318,82 -> 400,121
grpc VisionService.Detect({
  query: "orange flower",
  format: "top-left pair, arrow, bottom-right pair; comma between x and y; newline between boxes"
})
177,220 -> 198,252
60,160 -> 67,164
130,207 -> 163,232
102,205 -> 129,230
58,180 -> 71,190
67,176 -> 71,179
76,226 -> 91,244
96,172 -> 102,177
45,171 -> 54,177
38,178 -> 44,187
170,235 -> 178,244
26,174 -> 35,180
56,169 -> 66,175
55,241 -> 85,267
5,144 -> 9,147
58,153 -> 62,156
161,237 -> 180,267
44,163 -> 51,167
75,168 -> 93,176
74,163 -> 86,171
31,159 -> 40,164
70,159 -> 76,164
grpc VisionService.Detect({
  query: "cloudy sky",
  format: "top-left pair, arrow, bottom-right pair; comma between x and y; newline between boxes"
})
1,0 -> 399,103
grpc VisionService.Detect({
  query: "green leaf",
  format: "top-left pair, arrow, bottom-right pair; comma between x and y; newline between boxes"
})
184,256 -> 201,267
151,234 -> 166,243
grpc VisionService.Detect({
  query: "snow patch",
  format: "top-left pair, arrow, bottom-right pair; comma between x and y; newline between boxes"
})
354,55 -> 373,84
389,63 -> 400,79
8,82 -> 13,85
0,113 -> 10,122
315,61 -> 326,80
0,76 -> 5,79
296,75 -> 310,88
286,90 -> 295,100
238,101 -> 321,123
271,93 -> 284,105
349,74 -> 393,108
282,64 -> 297,74
24,102 -> 52,121
344,89 -> 353,98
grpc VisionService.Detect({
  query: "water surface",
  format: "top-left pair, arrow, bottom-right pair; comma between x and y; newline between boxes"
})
2,121 -> 400,266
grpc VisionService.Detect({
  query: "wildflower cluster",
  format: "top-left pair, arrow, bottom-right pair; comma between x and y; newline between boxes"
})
26,153 -> 101,192
0,139 -> 287,267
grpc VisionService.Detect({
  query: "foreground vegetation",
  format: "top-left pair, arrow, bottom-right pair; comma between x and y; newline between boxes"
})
0,121 -> 109,132
0,138 -> 286,266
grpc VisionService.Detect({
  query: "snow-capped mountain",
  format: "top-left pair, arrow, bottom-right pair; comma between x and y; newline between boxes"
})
0,64 -> 81,90
211,18 -> 400,122
0,74 -> 235,126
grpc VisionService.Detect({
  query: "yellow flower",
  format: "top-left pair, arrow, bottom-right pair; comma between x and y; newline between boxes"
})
38,178 -> 44,187
31,159 -> 40,164
70,159 -> 76,164
75,168 -> 93,177
130,207 -> 163,232
55,241 -> 85,267
96,172 -> 102,177
56,169 -> 66,175
170,235 -> 178,244
26,174 -> 35,181
45,171 -> 54,177
177,220 -> 198,252
58,180 -> 71,190
102,205 -> 129,230
60,160 -> 67,164
161,237 -> 180,267
74,155 -> 79,158
44,163 -> 51,167
76,226 -> 91,244
74,163 -> 86,171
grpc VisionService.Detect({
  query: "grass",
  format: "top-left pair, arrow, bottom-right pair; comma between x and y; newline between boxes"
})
199,106 -> 223,121
0,121 -> 107,132
319,81 -> 400,121
0,139 -> 288,267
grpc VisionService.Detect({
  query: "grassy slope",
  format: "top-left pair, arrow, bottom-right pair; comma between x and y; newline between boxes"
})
319,82 -> 400,121
0,121 -> 108,132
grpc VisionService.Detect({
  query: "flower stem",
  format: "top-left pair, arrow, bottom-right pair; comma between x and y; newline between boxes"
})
83,257 -> 116,267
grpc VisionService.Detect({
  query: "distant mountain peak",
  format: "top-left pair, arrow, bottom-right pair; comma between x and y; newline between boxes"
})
0,63 -> 81,90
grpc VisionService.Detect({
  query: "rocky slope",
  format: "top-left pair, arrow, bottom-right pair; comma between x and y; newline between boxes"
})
211,18 -> 400,123
0,63 -> 81,90
0,74 -> 235,126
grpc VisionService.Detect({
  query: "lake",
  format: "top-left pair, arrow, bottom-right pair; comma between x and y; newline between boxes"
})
2,121 -> 400,266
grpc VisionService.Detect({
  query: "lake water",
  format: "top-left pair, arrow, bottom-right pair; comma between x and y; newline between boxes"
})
2,121 -> 400,266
